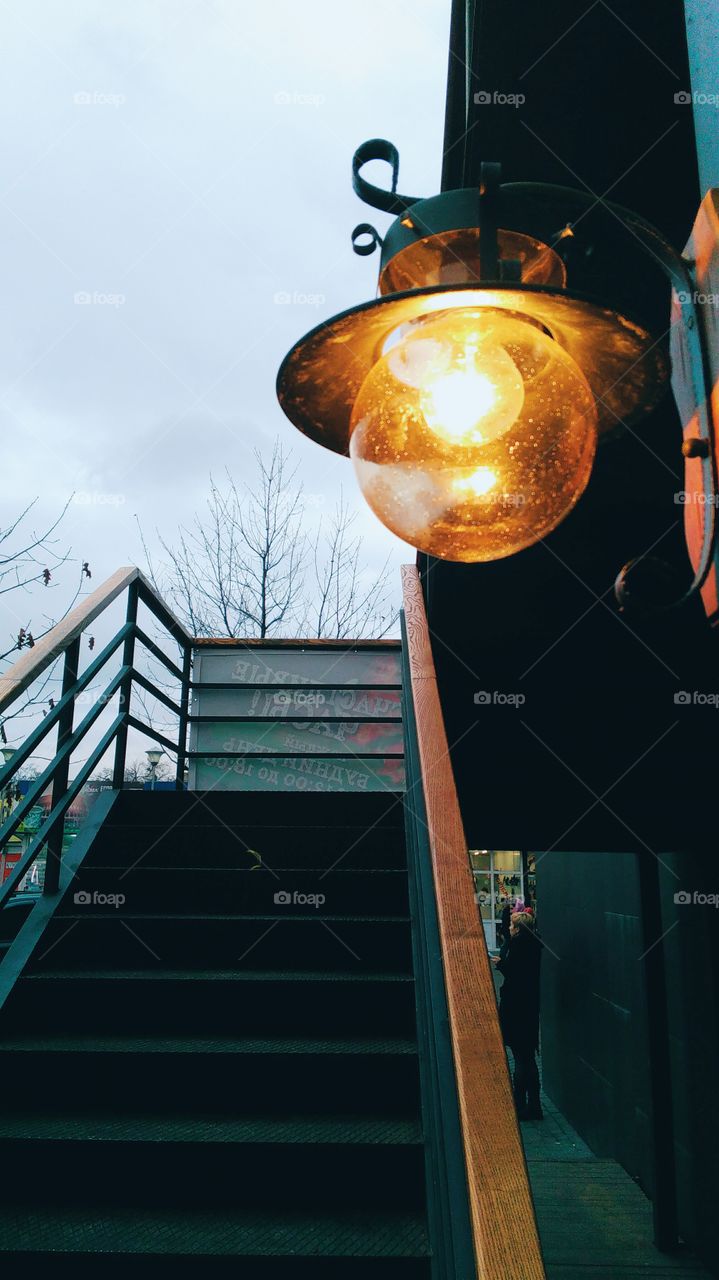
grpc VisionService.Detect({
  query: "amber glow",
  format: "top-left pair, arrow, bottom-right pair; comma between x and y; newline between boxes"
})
378,227 -> 567,295
453,466 -> 498,497
349,307 -> 598,562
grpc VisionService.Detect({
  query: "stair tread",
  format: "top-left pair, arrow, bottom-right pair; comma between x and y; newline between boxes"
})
51,913 -> 411,923
0,1033 -> 418,1055
0,1205 -> 429,1257
20,969 -> 413,983
0,1113 -> 423,1145
79,867 -> 405,873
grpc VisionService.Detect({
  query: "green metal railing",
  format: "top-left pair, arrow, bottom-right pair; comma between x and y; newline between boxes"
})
0,568 -> 192,909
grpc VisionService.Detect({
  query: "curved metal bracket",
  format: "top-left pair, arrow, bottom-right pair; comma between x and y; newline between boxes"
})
351,223 -> 383,257
352,139 -> 421,215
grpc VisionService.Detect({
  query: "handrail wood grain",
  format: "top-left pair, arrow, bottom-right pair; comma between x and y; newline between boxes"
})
401,564 -> 545,1280
0,566 -> 191,715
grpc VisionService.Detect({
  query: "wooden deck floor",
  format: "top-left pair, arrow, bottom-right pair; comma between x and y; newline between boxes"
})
521,1090 -> 712,1279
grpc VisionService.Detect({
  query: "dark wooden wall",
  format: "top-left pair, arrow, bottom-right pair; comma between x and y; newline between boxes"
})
537,849 -> 719,1271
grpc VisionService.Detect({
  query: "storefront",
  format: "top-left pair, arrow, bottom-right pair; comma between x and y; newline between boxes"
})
468,849 -> 537,952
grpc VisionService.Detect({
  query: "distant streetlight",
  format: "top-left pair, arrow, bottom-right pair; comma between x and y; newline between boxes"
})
145,747 -> 164,791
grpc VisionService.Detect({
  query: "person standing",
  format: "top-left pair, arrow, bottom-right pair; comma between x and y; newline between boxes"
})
499,900 -> 512,957
494,910 -> 543,1120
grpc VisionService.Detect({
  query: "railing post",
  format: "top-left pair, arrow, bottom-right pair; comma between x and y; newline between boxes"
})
175,641 -> 192,790
637,850 -> 679,1252
112,582 -> 139,790
43,636 -> 81,896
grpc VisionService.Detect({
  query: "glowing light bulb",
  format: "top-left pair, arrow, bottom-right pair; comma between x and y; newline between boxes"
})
454,466 -> 498,497
419,344 -> 524,444
349,307 -> 598,562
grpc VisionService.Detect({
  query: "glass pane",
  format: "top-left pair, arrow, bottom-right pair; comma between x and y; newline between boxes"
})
195,719 -> 404,757
194,687 -> 402,718
468,849 -> 490,870
194,754 -> 405,793
198,648 -> 402,686
492,849 -> 522,871
473,873 -> 491,906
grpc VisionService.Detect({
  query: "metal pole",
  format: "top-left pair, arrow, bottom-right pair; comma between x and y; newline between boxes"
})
637,849 -> 679,1252
112,582 -> 138,790
175,641 -> 192,790
43,636 -> 81,896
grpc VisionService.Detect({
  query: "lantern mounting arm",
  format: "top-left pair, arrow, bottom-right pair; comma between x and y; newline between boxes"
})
505,183 -> 717,612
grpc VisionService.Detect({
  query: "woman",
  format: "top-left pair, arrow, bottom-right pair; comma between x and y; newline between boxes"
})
495,910 -> 543,1120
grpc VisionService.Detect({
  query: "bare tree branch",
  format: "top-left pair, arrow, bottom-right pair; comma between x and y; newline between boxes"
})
141,443 -> 397,640
308,493 -> 397,639
0,500 -> 91,743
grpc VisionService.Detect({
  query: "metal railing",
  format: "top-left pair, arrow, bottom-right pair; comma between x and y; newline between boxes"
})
0,568 -> 192,909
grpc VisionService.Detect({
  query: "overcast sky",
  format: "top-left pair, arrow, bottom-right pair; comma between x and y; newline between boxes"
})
1,0 -> 450,640
0,0 -> 450,767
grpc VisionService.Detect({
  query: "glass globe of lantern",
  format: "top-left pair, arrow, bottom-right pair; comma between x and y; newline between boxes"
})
348,307 -> 598,562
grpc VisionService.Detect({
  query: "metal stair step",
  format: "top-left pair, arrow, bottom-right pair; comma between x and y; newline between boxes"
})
61,866 -> 409,915
30,914 -> 413,973
0,1110 -> 426,1211
0,1034 -> 421,1114
0,1111 -> 423,1145
0,1204 -> 431,1260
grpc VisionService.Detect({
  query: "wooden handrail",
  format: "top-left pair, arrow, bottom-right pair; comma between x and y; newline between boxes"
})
401,564 -> 545,1280
0,566 -> 191,716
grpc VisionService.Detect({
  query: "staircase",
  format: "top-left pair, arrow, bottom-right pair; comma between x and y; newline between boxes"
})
0,789 -> 431,1275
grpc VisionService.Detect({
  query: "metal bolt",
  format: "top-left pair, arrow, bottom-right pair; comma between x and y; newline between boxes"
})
682,437 -> 710,459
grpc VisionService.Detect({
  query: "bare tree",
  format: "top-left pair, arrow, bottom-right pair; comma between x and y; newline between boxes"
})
142,442 -> 305,638
0,499 -> 91,741
308,495 -> 396,638
92,755 -> 172,786
143,444 -> 397,640
236,443 -> 306,637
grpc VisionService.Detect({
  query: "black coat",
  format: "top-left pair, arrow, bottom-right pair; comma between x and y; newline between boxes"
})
496,928 -> 541,1054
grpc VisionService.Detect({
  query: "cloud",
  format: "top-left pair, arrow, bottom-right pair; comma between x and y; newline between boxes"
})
0,0 -> 448,655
